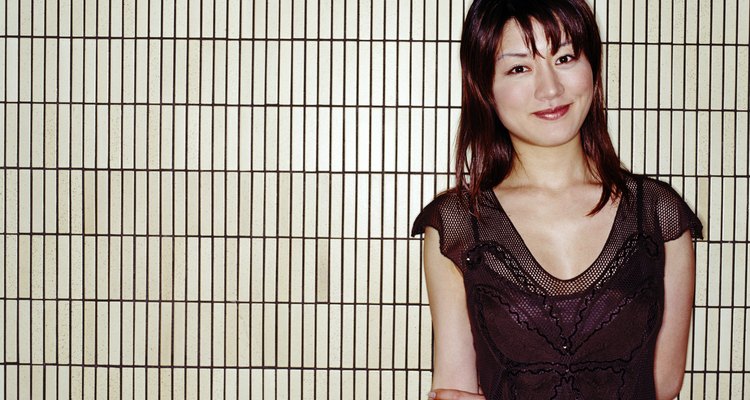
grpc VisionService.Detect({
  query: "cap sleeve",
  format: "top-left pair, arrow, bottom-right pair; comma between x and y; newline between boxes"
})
411,191 -> 475,273
411,198 -> 444,237
651,180 -> 704,241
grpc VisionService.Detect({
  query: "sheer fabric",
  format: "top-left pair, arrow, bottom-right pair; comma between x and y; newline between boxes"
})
412,175 -> 702,399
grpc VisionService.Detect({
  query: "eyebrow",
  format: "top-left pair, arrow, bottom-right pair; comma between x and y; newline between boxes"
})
497,41 -> 572,60
497,51 -> 529,60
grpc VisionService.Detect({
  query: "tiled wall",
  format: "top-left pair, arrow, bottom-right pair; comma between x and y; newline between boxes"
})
1,0 -> 747,398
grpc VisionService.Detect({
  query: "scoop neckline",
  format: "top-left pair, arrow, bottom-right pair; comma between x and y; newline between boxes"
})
484,187 -> 625,283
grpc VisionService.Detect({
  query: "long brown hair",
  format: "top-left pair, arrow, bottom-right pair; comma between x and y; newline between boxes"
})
454,0 -> 628,214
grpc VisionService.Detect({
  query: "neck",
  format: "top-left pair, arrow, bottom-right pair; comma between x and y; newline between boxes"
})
505,137 -> 593,190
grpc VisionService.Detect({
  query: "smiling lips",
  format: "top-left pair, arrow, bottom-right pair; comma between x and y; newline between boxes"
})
533,104 -> 571,120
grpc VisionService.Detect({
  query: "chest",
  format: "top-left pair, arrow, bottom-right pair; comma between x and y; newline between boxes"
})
498,195 -> 621,280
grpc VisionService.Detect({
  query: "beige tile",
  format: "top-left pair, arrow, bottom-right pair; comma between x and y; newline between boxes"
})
5,0 -> 750,397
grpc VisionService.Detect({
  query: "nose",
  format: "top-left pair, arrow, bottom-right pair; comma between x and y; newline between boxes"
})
534,64 -> 564,100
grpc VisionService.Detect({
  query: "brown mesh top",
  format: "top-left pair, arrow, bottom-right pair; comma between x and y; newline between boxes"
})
412,175 -> 703,399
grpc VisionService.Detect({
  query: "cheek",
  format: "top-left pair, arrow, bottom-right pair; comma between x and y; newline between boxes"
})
574,75 -> 594,97
569,65 -> 595,96
492,81 -> 531,130
492,81 -> 528,113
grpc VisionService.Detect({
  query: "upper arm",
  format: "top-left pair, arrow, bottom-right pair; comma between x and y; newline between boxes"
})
654,230 -> 696,400
423,227 -> 480,393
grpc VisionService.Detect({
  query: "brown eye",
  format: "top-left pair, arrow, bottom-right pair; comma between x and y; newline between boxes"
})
557,54 -> 576,64
508,65 -> 529,74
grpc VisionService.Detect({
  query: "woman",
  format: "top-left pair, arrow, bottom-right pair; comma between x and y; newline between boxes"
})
411,0 -> 702,399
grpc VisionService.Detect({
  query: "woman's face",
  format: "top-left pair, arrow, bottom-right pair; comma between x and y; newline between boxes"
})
492,19 -> 594,150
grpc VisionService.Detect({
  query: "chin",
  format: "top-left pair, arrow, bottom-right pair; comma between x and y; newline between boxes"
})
516,132 -> 581,148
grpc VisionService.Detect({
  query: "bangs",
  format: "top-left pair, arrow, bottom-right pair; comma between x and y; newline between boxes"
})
509,1 -> 591,57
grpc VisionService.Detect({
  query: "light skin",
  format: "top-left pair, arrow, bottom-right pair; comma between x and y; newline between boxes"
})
425,19 -> 695,400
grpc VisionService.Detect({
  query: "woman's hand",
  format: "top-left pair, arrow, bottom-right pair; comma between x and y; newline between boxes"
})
427,389 -> 486,399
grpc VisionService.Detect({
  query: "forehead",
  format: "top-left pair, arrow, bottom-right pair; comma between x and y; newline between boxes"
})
497,18 -> 571,55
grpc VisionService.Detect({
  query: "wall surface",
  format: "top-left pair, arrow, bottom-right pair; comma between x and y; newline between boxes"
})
0,0 -> 748,398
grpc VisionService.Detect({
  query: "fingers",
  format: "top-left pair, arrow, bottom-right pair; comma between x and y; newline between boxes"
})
428,389 -> 486,399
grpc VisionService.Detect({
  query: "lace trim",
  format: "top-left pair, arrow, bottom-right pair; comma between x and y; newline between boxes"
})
466,242 -> 546,295
473,277 -> 660,399
464,231 -> 658,297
